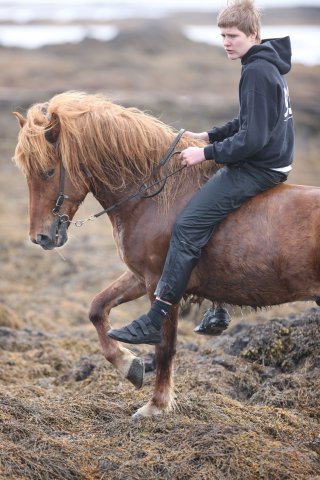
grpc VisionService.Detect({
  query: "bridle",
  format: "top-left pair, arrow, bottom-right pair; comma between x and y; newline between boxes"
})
52,128 -> 186,228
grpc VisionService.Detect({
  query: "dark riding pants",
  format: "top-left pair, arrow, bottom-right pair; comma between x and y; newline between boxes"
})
155,162 -> 288,304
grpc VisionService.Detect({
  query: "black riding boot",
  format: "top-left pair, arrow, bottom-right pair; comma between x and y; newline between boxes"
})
107,299 -> 171,345
194,306 -> 230,336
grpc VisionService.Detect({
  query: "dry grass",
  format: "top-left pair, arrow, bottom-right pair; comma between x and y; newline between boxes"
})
0,310 -> 319,479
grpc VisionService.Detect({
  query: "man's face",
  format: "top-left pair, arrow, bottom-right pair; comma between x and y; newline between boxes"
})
220,26 -> 258,60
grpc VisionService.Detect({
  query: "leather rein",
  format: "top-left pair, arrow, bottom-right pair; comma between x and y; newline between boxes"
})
52,128 -> 186,228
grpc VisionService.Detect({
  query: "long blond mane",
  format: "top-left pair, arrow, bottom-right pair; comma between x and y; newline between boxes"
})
14,91 -> 218,206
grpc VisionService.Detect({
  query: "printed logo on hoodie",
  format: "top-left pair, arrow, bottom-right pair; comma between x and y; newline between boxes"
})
284,86 -> 293,121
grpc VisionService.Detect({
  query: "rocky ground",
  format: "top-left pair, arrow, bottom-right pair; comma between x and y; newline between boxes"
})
0,305 -> 319,479
0,8 -> 319,479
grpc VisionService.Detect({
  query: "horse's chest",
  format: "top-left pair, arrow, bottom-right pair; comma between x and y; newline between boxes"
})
112,219 -> 141,264
112,212 -> 167,273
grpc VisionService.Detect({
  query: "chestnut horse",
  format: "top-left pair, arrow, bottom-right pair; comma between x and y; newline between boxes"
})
14,91 -> 320,418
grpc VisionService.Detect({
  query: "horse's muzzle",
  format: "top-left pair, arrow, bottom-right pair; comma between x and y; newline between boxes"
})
31,220 -> 68,250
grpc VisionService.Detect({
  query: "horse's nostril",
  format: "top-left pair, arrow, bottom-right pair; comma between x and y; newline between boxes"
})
36,234 -> 51,246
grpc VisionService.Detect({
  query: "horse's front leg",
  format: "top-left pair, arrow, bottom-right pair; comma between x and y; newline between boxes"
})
133,304 -> 178,418
89,270 -> 146,389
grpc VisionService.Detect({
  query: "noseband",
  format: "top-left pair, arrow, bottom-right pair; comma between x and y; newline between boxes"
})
52,128 -> 186,228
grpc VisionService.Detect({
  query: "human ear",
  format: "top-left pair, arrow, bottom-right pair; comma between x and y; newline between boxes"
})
250,31 -> 258,42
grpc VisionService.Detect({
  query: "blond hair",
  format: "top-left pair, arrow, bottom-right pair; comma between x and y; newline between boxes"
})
218,0 -> 261,42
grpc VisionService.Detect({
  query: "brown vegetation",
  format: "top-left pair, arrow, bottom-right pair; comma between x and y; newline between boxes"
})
0,9 -> 319,479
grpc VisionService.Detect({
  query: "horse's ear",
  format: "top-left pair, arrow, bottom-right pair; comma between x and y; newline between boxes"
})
13,112 -> 26,128
45,112 -> 60,144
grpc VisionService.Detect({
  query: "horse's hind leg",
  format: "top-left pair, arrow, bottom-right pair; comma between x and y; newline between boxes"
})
133,305 -> 178,418
89,270 -> 146,389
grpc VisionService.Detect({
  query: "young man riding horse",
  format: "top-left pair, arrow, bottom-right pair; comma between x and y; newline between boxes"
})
108,0 -> 294,346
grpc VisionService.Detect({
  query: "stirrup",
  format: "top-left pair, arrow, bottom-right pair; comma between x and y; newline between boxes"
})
194,307 -> 230,336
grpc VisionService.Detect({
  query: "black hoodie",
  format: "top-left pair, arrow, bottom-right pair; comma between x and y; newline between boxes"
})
204,37 -> 294,170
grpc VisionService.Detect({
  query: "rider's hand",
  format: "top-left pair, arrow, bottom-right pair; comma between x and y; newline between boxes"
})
183,131 -> 209,142
180,147 -> 206,167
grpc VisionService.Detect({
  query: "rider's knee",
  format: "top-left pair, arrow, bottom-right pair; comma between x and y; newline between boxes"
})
172,216 -> 189,241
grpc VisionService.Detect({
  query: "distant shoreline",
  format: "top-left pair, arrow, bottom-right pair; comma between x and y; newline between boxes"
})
1,21 -> 319,65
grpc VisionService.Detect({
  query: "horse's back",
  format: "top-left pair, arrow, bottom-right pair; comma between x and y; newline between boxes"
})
195,183 -> 320,307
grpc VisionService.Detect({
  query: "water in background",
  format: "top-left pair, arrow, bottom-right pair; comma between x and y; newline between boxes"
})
0,24 -> 118,48
185,25 -> 320,66
0,1 -> 319,65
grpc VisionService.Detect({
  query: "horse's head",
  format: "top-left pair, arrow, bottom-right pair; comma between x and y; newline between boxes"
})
13,110 -> 90,250
13,91 -> 218,250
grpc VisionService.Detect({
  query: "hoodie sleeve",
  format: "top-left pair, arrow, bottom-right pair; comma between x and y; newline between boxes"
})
207,117 -> 240,143
204,68 -> 278,163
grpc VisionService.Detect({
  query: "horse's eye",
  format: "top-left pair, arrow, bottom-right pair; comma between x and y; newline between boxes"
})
43,169 -> 55,180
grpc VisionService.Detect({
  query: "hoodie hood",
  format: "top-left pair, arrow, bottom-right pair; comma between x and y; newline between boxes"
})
241,36 -> 292,75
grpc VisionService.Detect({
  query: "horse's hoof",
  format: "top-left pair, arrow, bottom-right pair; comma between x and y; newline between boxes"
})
131,411 -> 144,421
132,403 -> 164,419
316,297 -> 320,306
126,357 -> 145,389
194,307 -> 230,336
